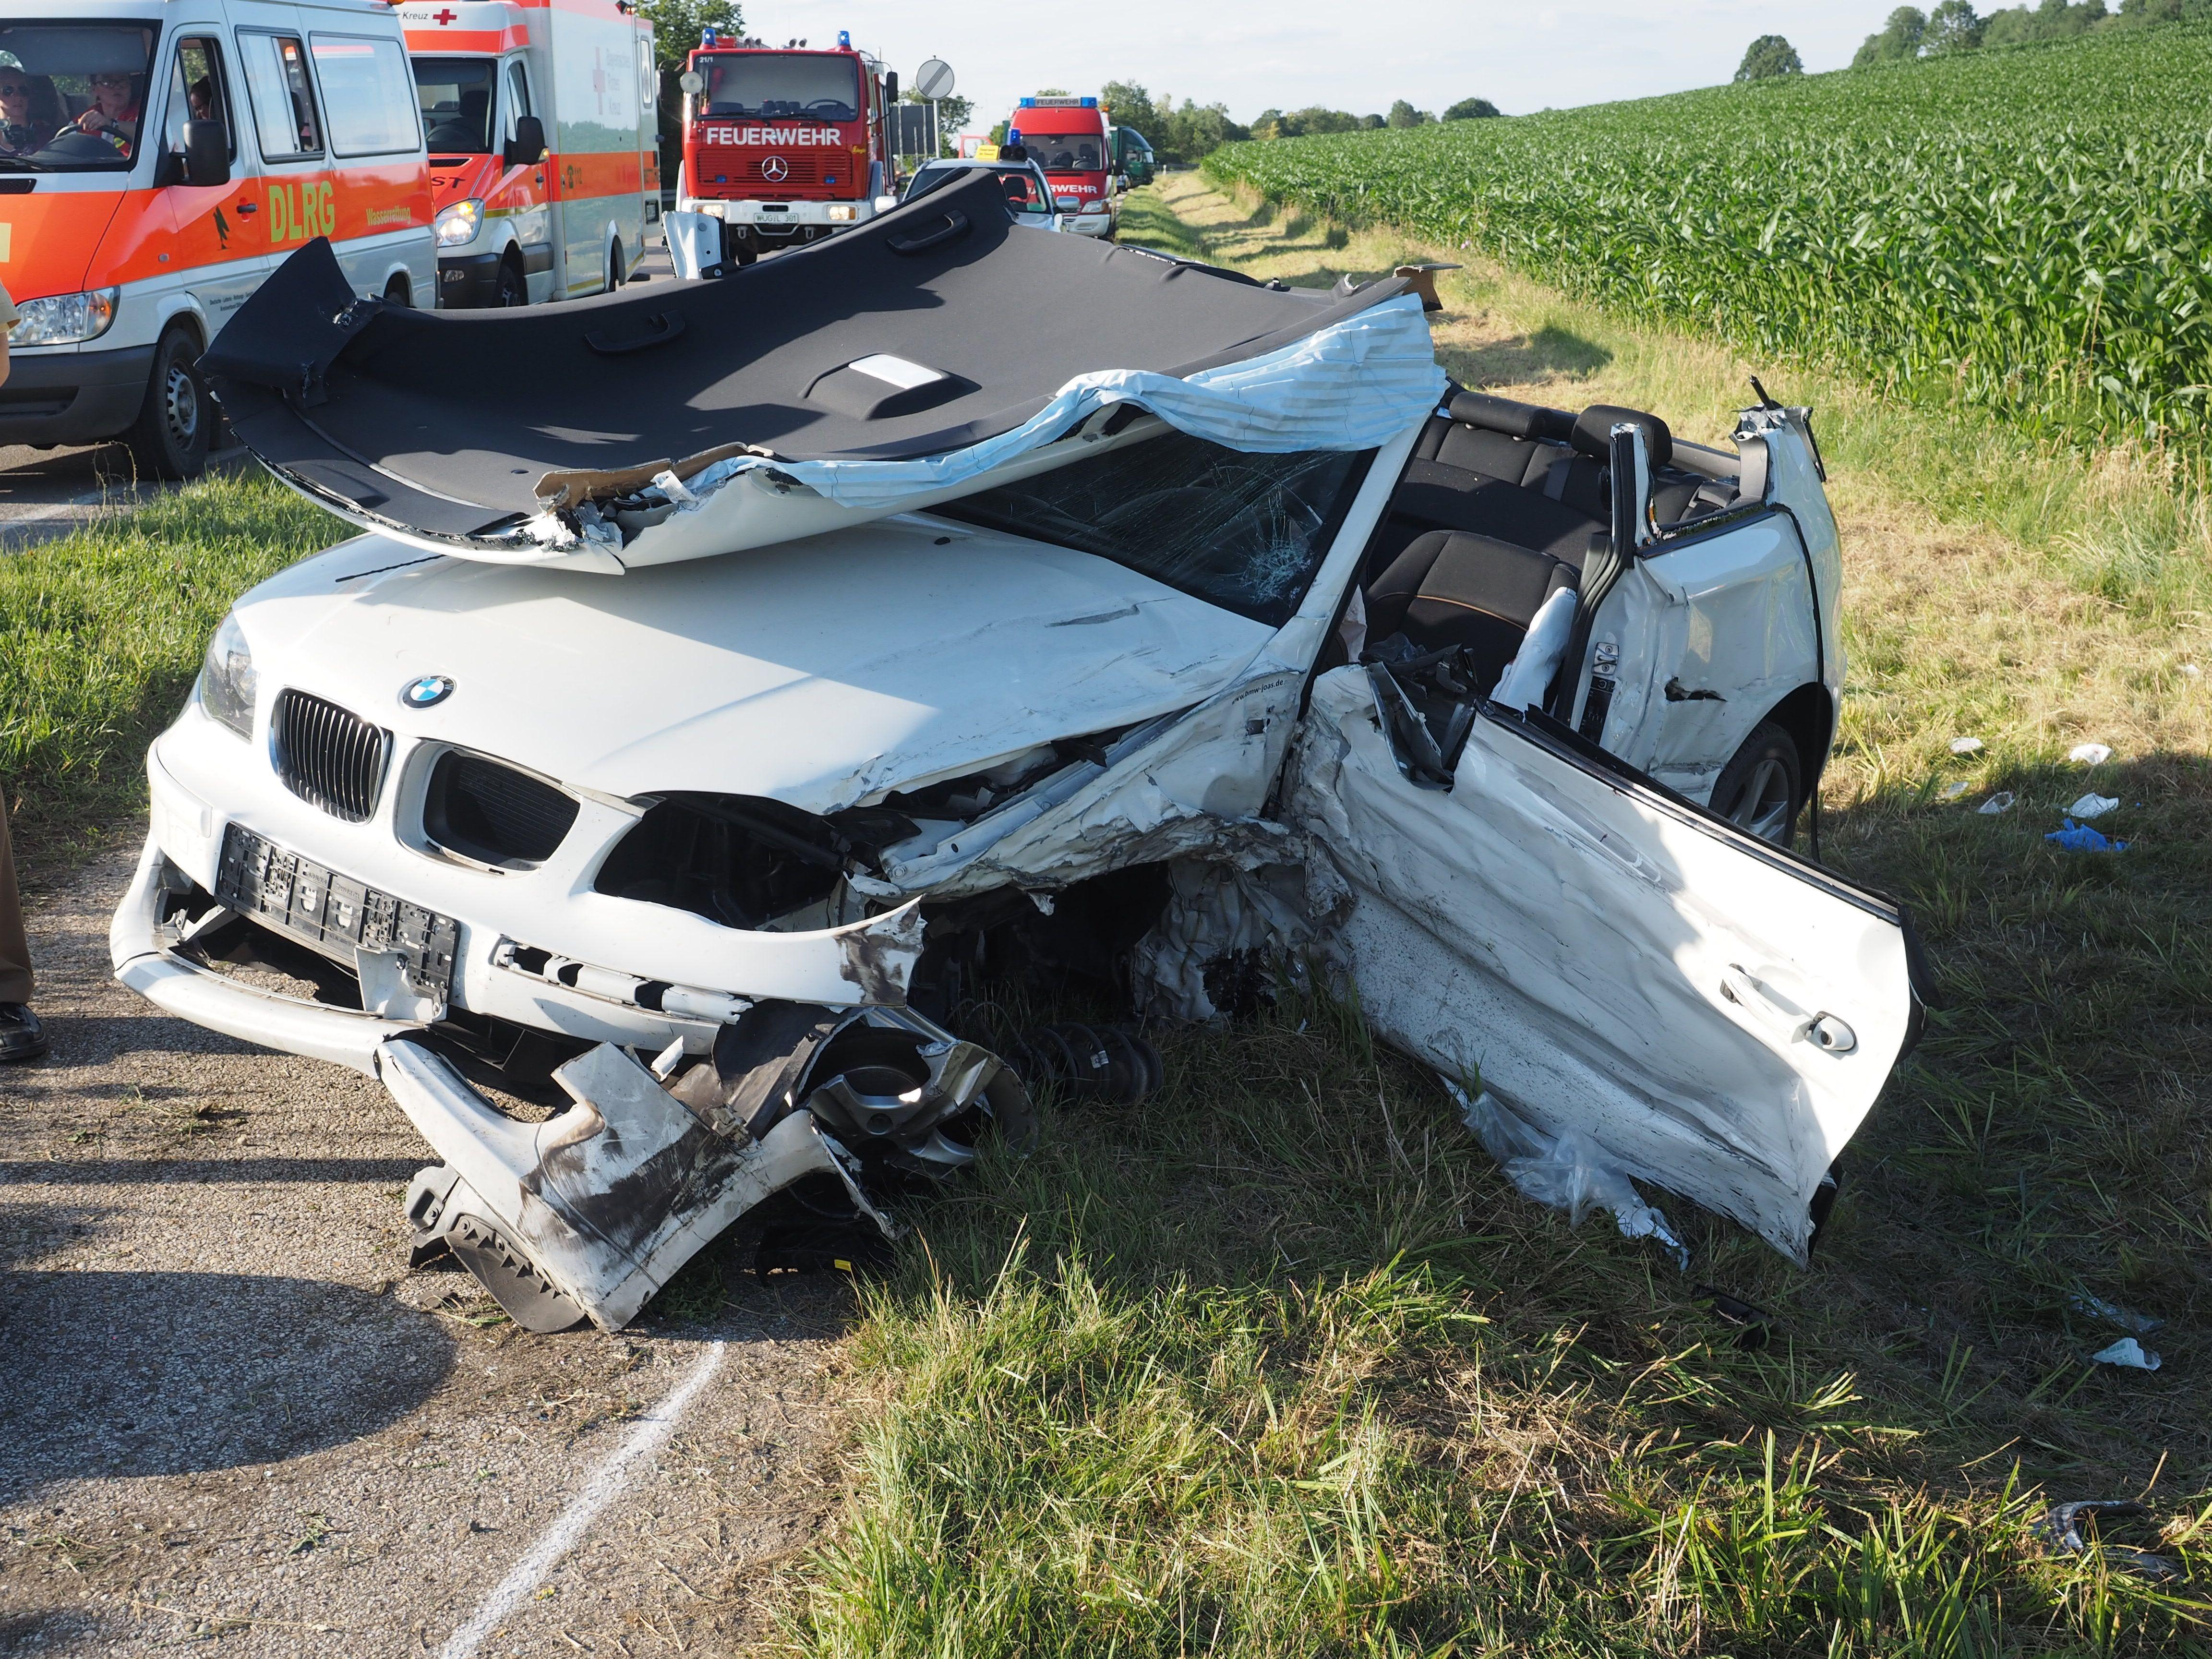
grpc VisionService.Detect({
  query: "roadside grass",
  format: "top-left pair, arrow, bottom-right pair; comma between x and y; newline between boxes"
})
781,180 -> 2212,1654
0,474 -> 341,884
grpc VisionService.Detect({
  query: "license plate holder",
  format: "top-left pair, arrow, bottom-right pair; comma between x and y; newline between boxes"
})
214,823 -> 458,1000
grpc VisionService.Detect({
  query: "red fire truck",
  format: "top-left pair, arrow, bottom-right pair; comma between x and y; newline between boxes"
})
673,30 -> 897,266
1006,95 -> 1117,240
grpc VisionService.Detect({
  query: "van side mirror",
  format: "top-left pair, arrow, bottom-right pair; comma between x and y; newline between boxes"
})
182,120 -> 229,188
883,71 -> 898,104
678,69 -> 704,96
506,114 -> 546,167
1609,423 -> 1655,553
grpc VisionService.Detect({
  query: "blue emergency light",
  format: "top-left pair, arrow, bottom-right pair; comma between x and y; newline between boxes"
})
838,30 -> 850,46
1018,96 -> 1099,108
701,24 -> 717,44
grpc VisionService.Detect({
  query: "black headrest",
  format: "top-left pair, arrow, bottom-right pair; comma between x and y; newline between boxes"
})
1572,404 -> 1671,468
1445,388 -> 1575,445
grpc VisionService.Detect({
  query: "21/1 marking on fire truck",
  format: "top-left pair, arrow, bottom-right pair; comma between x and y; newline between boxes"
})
267,181 -> 339,243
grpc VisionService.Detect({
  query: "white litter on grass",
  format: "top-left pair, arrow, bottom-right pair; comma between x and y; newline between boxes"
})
2069,793 -> 2120,820
2182,663 -> 2203,679
2069,743 -> 2114,765
1449,1081 -> 1688,1268
1950,736 -> 1984,755
1939,781 -> 1972,800
1977,792 -> 2016,815
2092,1337 -> 2162,1371
438,1341 -> 728,1659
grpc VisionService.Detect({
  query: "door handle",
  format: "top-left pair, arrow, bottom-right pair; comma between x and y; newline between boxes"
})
235,201 -> 257,214
1720,967 -> 1856,1054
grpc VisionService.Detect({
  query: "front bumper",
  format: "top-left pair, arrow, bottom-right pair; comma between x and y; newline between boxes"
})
0,342 -> 154,446
680,196 -> 878,228
436,251 -> 507,309
112,824 -> 1024,1331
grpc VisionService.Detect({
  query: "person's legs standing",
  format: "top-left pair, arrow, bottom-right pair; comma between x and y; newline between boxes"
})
0,789 -> 46,1061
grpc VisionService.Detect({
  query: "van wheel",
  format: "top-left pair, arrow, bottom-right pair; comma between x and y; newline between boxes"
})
495,260 -> 528,307
608,238 -> 624,290
125,327 -> 212,481
1712,721 -> 1803,846
383,273 -> 412,307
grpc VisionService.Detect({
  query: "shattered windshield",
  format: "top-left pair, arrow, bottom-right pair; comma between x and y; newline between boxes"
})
700,54 -> 859,121
936,429 -> 1371,625
0,23 -> 157,171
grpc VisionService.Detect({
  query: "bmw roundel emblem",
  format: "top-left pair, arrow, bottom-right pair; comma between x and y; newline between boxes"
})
402,674 -> 455,709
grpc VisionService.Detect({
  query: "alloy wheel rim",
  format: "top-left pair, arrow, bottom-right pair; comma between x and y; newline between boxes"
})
1730,756 -> 1794,843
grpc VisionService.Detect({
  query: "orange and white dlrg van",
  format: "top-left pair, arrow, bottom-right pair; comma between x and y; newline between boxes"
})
0,1 -> 435,477
399,0 -> 654,307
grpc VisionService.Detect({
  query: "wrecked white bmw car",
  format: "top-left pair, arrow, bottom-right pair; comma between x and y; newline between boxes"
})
112,171 -> 1927,1331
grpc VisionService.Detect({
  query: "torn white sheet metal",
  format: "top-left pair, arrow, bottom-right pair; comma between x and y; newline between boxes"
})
397,298 -> 1443,571
380,1038 -> 891,1332
1131,859 -> 1322,1022
1287,666 -> 1917,1262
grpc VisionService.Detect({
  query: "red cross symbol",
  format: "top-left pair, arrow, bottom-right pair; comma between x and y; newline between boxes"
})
431,8 -> 458,23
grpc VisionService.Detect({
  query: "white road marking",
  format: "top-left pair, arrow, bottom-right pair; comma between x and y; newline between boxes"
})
438,1340 -> 728,1659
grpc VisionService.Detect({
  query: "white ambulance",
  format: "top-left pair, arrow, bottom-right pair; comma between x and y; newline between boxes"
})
398,0 -> 654,307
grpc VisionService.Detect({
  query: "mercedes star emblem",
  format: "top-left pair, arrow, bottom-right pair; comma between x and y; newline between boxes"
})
761,155 -> 789,181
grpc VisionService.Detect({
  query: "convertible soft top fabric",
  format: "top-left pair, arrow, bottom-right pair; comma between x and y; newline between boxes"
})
204,170 -> 1442,568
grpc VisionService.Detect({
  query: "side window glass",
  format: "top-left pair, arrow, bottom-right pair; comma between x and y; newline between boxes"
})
239,32 -> 321,158
309,36 -> 419,157
504,60 -> 530,139
164,37 -> 235,160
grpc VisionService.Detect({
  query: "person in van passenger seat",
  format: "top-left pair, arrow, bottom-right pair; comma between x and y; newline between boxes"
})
70,69 -> 141,157
0,69 -> 55,155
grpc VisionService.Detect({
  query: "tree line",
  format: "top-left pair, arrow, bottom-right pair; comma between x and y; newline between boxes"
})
1738,0 -> 2206,83
1094,84 -> 1499,166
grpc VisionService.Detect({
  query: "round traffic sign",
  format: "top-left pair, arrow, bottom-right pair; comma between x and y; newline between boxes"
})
913,58 -> 955,99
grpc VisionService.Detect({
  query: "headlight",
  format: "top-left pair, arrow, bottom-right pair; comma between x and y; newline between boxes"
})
698,201 -> 727,218
433,197 -> 485,248
197,613 -> 257,739
11,289 -> 119,347
825,203 -> 856,221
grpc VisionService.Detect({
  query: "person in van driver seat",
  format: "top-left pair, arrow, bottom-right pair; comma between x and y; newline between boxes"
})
0,68 -> 56,155
70,69 -> 141,158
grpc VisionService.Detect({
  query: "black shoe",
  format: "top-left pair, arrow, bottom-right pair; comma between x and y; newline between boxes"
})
0,1003 -> 47,1063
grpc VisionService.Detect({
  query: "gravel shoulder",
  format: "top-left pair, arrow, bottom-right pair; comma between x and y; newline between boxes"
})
0,835 -> 859,1656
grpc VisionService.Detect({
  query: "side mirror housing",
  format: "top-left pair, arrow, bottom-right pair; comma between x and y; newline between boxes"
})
505,114 -> 546,168
874,194 -> 899,212
181,120 -> 229,188
678,69 -> 704,96
883,70 -> 898,104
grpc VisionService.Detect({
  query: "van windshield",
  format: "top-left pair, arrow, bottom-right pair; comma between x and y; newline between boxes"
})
700,54 -> 859,122
0,22 -> 157,171
1019,130 -> 1104,172
414,56 -> 493,153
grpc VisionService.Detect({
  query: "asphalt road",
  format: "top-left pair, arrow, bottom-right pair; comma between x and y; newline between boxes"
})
0,842 -> 859,1656
0,442 -> 254,553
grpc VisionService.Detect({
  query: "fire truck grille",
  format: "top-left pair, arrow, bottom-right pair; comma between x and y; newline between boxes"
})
272,690 -> 391,824
711,151 -> 842,192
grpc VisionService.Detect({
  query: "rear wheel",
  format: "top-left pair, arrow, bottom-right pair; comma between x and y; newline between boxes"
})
124,325 -> 211,481
494,258 -> 528,307
608,237 -> 624,290
382,273 -> 411,307
1712,721 -> 1804,846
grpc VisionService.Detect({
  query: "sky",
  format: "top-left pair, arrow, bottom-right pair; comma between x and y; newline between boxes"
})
758,0 -> 1887,135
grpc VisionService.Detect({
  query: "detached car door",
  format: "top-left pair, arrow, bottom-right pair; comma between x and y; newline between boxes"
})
1287,665 -> 1924,1262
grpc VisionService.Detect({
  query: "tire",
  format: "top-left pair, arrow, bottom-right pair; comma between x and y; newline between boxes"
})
124,326 -> 211,481
494,260 -> 528,307
383,273 -> 411,307
1711,720 -> 1804,846
608,237 -> 624,290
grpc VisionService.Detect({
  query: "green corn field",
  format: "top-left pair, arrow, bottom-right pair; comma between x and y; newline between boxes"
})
1203,28 -> 2212,452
